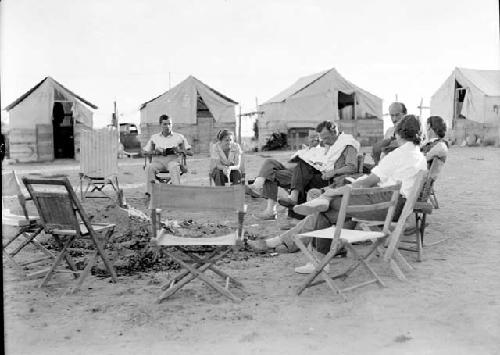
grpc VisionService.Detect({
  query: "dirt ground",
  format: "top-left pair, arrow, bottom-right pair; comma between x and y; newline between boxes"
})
3,146 -> 500,355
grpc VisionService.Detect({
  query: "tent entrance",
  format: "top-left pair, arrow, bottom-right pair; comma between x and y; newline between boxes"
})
196,93 -> 214,154
52,101 -> 75,159
453,80 -> 467,128
338,91 -> 356,120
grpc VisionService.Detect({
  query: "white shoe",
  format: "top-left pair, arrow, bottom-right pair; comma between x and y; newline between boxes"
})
294,262 -> 330,274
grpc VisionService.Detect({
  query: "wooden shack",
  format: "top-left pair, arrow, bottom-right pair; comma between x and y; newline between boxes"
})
139,76 -> 238,154
258,68 -> 383,149
4,77 -> 97,162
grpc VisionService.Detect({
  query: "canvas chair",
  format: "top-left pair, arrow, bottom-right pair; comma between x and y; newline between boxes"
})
79,127 -> 123,205
149,184 -> 247,303
2,171 -> 54,276
294,170 -> 426,300
22,176 -> 117,293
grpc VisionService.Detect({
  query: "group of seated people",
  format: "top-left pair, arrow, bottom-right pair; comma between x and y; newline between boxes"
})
142,105 -> 449,275
143,114 -> 244,197
247,102 -> 448,274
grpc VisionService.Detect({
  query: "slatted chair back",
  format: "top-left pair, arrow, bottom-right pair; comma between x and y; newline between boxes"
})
22,177 -> 89,234
326,183 -> 402,252
416,158 -> 441,204
80,127 -> 119,179
384,170 -> 427,260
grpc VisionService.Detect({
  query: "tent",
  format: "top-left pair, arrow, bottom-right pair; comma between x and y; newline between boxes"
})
258,68 -> 383,148
4,77 -> 97,162
139,75 -> 238,154
431,67 -> 500,144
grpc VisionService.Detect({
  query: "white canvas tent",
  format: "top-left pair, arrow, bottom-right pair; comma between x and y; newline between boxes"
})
139,75 -> 238,154
431,67 -> 500,144
140,75 -> 237,125
4,77 -> 97,162
258,68 -> 383,148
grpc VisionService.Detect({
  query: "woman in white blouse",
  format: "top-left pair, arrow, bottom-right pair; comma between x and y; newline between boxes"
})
210,129 -> 243,186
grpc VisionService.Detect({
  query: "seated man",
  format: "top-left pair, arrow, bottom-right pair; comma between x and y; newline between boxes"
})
248,121 -> 360,220
143,114 -> 192,197
371,102 -> 407,165
249,115 -> 427,271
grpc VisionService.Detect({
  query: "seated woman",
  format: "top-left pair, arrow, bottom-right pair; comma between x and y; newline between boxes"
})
421,115 -> 448,178
210,129 -> 243,186
248,115 -> 428,273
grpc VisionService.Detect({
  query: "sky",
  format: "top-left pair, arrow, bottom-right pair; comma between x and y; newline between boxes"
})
1,0 -> 499,134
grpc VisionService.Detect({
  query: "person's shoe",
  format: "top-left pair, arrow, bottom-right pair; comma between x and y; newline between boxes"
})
294,262 -> 330,274
247,238 -> 269,251
245,185 -> 263,198
254,211 -> 277,220
278,197 -> 297,208
293,197 -> 330,216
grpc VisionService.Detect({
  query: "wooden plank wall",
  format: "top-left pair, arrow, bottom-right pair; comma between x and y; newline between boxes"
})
9,129 -> 38,162
452,119 -> 499,145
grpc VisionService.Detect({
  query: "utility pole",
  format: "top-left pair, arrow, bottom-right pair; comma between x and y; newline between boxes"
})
417,98 -> 430,138
112,101 -> 118,127
238,105 -> 242,144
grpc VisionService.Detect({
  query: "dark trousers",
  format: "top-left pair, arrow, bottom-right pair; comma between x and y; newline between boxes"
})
258,159 -> 293,201
313,192 -> 406,254
211,168 -> 242,186
290,159 -> 330,203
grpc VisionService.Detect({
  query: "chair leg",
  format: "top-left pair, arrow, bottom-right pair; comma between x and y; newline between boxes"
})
89,228 -> 117,282
294,237 -> 347,301
415,213 -> 423,262
9,227 -> 44,257
162,248 -> 241,302
39,236 -> 76,287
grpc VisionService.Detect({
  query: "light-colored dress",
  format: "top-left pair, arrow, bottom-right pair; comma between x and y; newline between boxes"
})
210,142 -> 243,185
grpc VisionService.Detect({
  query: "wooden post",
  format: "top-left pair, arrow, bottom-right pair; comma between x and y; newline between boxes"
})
238,106 -> 242,145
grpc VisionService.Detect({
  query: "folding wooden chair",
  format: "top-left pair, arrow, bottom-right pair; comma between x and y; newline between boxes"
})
2,171 -> 54,276
294,170 -> 426,300
398,158 -> 449,261
79,127 -> 123,205
22,176 -> 118,293
149,184 -> 247,303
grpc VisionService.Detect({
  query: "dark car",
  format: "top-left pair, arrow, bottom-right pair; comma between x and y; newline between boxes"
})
119,123 -> 142,157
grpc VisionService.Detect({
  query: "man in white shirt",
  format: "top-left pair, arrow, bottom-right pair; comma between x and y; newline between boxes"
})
143,115 -> 192,196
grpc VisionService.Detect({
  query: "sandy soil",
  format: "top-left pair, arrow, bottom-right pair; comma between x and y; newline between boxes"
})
3,146 -> 500,355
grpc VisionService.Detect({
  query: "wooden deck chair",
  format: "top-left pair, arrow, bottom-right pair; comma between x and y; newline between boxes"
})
79,127 -> 123,204
2,171 -> 54,276
293,182 -> 401,301
398,158 -> 449,261
149,184 -> 247,303
22,176 -> 117,293
294,170 -> 426,300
